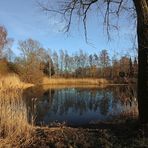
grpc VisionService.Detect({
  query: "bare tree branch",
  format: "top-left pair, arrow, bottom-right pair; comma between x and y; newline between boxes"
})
38,0 -> 135,42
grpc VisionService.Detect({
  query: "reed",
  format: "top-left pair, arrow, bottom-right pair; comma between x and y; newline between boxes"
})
0,76 -> 33,147
0,74 -> 33,89
42,77 -> 109,85
119,106 -> 138,119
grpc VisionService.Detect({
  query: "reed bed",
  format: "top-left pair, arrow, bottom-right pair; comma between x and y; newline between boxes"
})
42,77 -> 109,85
42,84 -> 108,90
0,74 -> 33,89
119,106 -> 138,119
0,76 -> 33,147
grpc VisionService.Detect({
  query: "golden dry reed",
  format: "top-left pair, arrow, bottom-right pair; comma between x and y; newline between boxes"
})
42,77 -> 109,85
0,74 -> 33,89
0,75 -> 33,147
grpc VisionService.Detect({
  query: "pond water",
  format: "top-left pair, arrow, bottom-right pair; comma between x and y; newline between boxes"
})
24,85 -> 137,126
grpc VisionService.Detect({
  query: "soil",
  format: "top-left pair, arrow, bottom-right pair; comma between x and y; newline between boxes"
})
21,118 -> 148,148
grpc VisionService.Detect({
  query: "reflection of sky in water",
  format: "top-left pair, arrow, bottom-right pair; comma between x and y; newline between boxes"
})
28,86 -> 137,126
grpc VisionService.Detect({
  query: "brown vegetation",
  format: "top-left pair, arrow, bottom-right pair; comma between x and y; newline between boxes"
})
0,75 -> 34,147
42,77 -> 109,86
10,118 -> 148,148
0,74 -> 33,89
0,87 -> 33,147
0,75 -> 147,148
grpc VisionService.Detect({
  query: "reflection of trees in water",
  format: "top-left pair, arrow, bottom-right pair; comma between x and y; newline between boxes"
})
112,85 -> 137,107
36,89 -> 55,122
110,85 -> 137,117
47,88 -> 112,116
23,85 -> 137,125
99,91 -> 110,115
23,86 -> 55,124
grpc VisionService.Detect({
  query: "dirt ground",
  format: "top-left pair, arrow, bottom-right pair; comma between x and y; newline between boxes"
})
17,118 -> 148,148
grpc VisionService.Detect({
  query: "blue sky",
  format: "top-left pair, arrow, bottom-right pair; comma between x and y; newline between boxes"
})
0,0 -> 137,58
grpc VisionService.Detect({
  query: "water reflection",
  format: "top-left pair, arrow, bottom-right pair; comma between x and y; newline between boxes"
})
23,85 -> 137,126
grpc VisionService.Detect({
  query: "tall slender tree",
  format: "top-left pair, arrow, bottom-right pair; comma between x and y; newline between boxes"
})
99,49 -> 110,77
52,50 -> 59,76
0,26 -> 8,59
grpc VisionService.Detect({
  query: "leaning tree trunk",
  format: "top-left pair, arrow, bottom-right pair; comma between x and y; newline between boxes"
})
133,0 -> 148,123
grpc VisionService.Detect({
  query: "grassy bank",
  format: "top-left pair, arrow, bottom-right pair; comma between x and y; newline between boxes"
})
42,77 -> 109,86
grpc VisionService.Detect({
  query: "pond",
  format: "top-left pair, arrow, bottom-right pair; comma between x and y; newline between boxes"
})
24,85 -> 137,126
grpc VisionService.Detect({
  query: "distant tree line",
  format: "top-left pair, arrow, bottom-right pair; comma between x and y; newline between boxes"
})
49,49 -> 138,81
0,26 -> 138,84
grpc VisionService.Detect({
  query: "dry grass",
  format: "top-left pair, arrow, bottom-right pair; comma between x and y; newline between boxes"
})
42,77 -> 109,86
0,76 -> 34,147
0,74 -> 33,89
41,84 -> 109,91
118,106 -> 138,119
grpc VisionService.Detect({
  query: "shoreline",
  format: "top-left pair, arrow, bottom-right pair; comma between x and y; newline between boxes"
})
0,76 -> 144,148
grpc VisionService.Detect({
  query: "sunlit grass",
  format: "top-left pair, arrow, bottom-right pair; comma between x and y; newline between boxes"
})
0,74 -> 34,89
42,77 -> 109,85
0,75 -> 34,147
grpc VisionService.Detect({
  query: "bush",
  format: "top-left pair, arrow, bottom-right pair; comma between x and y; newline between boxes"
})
15,61 -> 44,84
0,58 -> 9,74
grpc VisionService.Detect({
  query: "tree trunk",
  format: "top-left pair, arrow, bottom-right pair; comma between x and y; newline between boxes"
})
133,0 -> 148,123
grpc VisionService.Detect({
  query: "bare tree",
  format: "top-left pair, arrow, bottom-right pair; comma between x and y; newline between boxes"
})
17,38 -> 44,84
0,26 -> 8,58
4,38 -> 14,61
38,0 -> 148,123
119,56 -> 130,75
59,49 -> 65,75
18,38 -> 41,61
52,50 -> 59,76
99,49 -> 110,77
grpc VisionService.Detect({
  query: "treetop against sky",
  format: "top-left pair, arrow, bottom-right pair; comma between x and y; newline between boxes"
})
0,0 -> 137,57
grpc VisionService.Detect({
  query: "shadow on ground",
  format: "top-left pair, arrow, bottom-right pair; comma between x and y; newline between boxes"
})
25,118 -> 148,148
